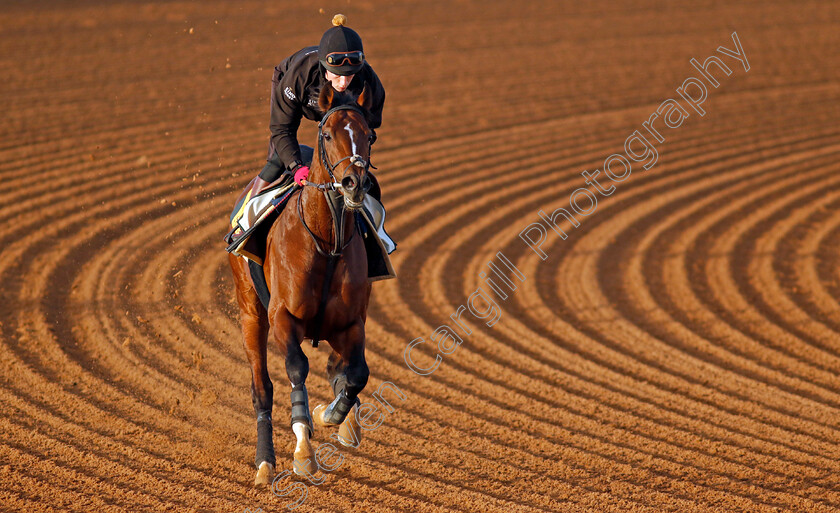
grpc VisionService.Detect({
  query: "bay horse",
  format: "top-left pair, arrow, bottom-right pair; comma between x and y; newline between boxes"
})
228,84 -> 374,486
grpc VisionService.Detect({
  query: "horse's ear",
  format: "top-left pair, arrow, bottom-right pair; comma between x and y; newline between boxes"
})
319,84 -> 335,113
356,84 -> 373,112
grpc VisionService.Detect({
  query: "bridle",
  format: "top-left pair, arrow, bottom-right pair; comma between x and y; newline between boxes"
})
297,103 -> 372,258
304,104 -> 373,205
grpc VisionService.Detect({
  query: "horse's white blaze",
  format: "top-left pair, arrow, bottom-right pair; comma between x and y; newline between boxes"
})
344,122 -> 357,155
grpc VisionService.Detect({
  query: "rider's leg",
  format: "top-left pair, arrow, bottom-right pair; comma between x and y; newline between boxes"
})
226,155 -> 284,244
226,146 -> 315,244
366,171 -> 381,202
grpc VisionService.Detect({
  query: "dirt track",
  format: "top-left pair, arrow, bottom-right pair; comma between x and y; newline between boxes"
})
2,1 -> 840,512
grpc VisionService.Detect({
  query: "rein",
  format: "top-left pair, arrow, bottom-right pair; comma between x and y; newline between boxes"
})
296,189 -> 355,258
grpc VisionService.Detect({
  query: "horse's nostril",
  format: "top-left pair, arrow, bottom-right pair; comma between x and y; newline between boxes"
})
341,175 -> 358,190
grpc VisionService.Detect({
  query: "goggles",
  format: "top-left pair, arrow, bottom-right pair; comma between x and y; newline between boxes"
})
325,50 -> 365,67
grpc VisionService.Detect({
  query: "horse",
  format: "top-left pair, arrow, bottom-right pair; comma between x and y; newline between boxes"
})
228,84 -> 375,486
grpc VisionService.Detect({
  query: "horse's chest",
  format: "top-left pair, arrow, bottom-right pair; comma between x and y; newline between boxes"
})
295,262 -> 365,312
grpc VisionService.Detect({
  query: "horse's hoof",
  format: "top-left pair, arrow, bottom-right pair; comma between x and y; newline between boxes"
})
312,404 -> 332,427
254,461 -> 274,487
337,404 -> 362,448
293,441 -> 317,476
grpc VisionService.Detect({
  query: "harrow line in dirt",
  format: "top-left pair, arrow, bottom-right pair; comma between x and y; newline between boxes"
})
388,131 -> 840,432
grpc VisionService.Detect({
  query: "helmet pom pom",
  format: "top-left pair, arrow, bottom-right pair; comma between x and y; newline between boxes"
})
332,14 -> 347,26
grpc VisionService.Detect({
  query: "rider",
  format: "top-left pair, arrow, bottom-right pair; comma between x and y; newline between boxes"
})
227,14 -> 385,243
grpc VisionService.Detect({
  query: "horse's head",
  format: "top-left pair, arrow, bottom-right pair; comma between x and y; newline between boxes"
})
315,84 -> 374,210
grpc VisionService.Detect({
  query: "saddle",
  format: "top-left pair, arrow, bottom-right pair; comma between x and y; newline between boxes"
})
225,181 -> 396,283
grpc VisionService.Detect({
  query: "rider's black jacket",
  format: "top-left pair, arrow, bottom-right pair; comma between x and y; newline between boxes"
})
268,46 -> 386,170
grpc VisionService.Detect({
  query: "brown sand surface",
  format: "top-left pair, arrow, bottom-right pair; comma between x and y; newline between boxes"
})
2,1 -> 840,512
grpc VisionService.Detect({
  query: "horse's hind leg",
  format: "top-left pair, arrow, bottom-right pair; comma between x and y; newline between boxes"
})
314,321 -> 369,433
228,255 -> 275,486
248,316 -> 276,487
323,349 -> 363,447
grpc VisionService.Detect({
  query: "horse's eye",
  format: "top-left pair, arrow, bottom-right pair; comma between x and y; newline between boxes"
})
323,132 -> 332,141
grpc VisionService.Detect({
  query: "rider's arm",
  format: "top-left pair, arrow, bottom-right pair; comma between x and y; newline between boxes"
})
269,72 -> 306,171
365,67 -> 386,131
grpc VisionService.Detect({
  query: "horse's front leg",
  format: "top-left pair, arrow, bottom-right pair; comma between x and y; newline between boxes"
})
314,320 -> 369,428
276,314 -> 316,476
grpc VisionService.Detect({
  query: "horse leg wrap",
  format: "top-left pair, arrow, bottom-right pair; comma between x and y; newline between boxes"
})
254,410 -> 276,469
321,389 -> 361,425
330,374 -> 347,397
290,384 -> 313,436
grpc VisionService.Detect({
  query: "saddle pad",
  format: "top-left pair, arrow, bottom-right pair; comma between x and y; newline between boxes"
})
361,195 -> 396,255
227,186 -> 297,264
359,197 -> 397,281
238,182 -> 296,234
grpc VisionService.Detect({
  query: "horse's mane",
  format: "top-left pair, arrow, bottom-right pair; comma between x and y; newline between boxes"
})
320,86 -> 373,126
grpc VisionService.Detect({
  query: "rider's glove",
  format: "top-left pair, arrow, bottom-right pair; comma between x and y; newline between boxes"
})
293,165 -> 310,185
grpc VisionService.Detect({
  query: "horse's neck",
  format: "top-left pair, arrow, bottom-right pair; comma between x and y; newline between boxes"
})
301,186 -> 332,241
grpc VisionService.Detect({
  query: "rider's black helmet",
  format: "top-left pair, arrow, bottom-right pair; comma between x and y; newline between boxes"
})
318,14 -> 365,76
